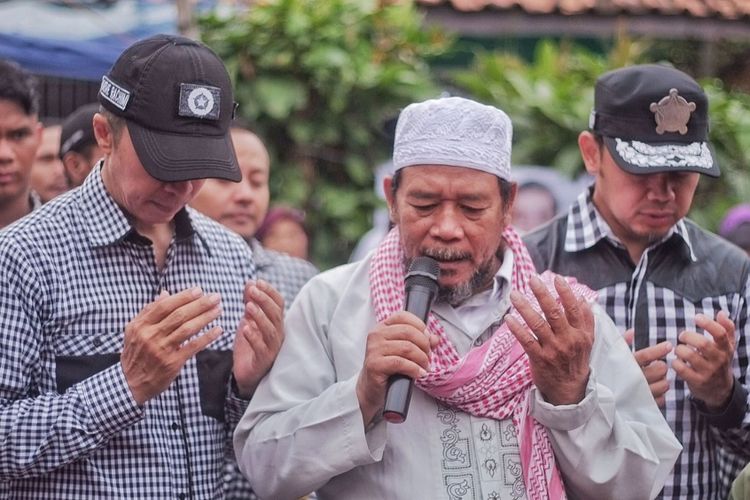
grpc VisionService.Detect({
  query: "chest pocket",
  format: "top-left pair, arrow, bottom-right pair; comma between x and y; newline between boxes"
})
195,350 -> 233,422
56,353 -> 121,393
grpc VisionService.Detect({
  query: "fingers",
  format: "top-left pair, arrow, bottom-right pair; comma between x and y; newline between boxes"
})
384,310 -> 428,332
377,313 -> 434,361
529,275 -> 566,337
141,287 -> 206,322
695,312 -> 736,353
554,275 -> 585,329
159,292 -> 222,344
245,280 -> 284,323
366,312 -> 437,372
510,275 -> 594,347
181,325 -> 223,359
245,284 -> 284,348
510,288 -> 553,347
642,359 -> 668,384
623,328 -> 634,347
505,314 -> 541,355
633,341 -> 672,367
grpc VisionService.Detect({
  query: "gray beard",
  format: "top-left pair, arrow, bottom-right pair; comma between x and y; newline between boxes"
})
404,247 -> 500,307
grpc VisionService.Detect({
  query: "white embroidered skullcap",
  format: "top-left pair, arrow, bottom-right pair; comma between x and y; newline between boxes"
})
393,96 -> 513,181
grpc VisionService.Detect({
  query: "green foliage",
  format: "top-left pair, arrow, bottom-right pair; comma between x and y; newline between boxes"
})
452,39 -> 750,231
200,0 -> 450,268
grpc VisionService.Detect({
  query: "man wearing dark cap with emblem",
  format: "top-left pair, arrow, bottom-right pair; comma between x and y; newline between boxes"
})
59,102 -> 103,188
524,64 -> 750,499
0,35 -> 285,498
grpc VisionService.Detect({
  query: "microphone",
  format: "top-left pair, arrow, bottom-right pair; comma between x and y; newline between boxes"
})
382,256 -> 440,424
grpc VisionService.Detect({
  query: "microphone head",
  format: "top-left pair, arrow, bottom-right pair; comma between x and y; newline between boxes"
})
405,256 -> 440,293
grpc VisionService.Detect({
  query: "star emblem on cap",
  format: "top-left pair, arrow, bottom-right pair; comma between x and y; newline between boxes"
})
185,87 -> 216,117
649,88 -> 696,135
193,94 -> 210,110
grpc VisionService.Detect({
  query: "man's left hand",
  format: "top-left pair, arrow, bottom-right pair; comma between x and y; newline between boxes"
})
672,311 -> 736,411
506,274 -> 594,406
232,279 -> 285,398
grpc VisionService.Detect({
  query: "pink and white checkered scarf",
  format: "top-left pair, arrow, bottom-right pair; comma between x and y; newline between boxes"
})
369,226 -> 597,500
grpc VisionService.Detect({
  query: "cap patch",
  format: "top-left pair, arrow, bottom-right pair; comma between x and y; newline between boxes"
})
614,138 -> 713,170
100,76 -> 130,111
178,83 -> 221,120
649,88 -> 696,135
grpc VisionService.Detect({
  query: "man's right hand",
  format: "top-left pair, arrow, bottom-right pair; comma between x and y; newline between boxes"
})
355,311 -> 439,426
121,287 -> 223,405
624,328 -> 672,407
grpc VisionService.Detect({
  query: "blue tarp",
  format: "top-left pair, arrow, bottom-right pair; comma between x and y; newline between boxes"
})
0,0 -> 182,81
0,32 -> 150,81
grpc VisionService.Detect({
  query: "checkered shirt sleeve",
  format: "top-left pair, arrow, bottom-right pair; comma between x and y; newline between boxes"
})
0,167 -> 255,499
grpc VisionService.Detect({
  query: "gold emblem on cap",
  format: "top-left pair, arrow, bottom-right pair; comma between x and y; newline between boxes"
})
649,88 -> 696,135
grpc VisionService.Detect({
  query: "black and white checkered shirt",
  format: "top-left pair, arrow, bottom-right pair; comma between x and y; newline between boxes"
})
524,187 -> 750,499
223,239 -> 317,500
0,164 -> 255,499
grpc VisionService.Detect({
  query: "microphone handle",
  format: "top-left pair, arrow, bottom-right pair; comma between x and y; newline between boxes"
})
382,286 -> 434,424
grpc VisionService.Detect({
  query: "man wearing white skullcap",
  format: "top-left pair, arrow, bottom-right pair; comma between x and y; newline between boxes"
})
235,96 -> 680,499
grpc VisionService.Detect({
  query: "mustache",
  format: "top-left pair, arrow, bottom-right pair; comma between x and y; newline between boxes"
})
421,247 -> 471,262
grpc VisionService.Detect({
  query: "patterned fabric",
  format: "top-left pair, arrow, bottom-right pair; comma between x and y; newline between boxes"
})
222,239 -> 317,500
392,96 -> 513,181
369,226 -> 597,499
524,187 -> 750,499
0,164 -> 255,499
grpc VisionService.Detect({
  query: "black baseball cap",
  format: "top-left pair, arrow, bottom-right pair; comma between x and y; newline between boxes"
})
59,102 -> 98,158
98,34 -> 240,182
589,64 -> 719,178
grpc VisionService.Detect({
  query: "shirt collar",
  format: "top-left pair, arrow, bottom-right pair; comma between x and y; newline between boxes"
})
29,190 -> 42,211
77,161 -> 203,249
249,238 -> 273,270
457,246 -> 514,308
564,185 -> 697,262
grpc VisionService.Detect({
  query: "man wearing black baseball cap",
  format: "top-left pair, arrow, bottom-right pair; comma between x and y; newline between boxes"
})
525,64 -> 750,499
59,102 -> 103,187
0,35 -> 284,498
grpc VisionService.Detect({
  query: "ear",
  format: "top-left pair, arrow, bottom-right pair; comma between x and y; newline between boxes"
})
383,175 -> 396,222
92,113 -> 113,155
578,131 -> 603,176
504,181 -> 518,225
63,152 -> 84,178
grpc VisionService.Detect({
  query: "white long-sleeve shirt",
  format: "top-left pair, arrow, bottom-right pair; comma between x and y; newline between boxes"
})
235,255 -> 681,500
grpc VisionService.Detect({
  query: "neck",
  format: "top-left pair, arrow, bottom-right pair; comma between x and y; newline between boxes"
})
134,220 -> 174,271
0,190 -> 32,229
590,194 -> 661,265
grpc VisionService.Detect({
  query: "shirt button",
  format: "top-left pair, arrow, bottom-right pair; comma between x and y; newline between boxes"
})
92,337 -> 103,347
177,493 -> 186,500
171,422 -> 180,431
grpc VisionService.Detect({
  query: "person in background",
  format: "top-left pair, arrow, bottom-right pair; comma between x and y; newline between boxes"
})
256,204 -> 312,261
349,161 -> 394,263
0,59 -> 42,229
30,122 -> 68,203
524,64 -> 750,499
512,180 -> 559,234
0,34 -> 284,498
190,125 -> 317,499
59,102 -> 103,188
719,203 -> 750,256
234,96 -> 681,500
